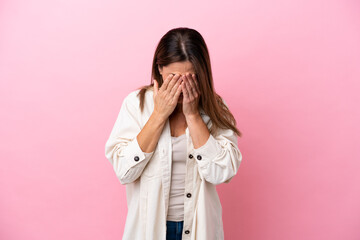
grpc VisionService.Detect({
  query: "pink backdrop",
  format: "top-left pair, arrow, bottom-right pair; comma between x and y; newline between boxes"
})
1,0 -> 359,239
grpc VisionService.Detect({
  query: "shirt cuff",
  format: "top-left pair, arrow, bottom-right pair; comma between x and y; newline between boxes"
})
192,133 -> 222,169
122,135 -> 155,169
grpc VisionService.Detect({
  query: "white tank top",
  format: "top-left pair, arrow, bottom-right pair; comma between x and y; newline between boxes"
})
167,133 -> 187,221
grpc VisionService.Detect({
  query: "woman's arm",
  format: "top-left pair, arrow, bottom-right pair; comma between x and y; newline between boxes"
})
191,125 -> 242,185
105,91 -> 165,185
187,101 -> 243,186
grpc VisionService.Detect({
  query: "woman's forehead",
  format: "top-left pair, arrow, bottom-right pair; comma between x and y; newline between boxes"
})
164,61 -> 195,73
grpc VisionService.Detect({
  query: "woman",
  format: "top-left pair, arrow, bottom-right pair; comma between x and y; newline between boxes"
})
105,27 -> 243,240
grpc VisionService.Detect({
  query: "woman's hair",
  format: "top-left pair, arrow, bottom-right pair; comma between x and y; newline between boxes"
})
136,27 -> 242,137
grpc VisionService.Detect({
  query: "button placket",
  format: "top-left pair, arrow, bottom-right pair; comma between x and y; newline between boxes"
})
183,142 -> 194,238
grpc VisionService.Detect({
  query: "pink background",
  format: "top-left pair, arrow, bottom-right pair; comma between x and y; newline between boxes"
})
1,0 -> 359,239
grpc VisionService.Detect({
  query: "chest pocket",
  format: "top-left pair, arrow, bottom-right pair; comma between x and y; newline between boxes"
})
142,149 -> 162,179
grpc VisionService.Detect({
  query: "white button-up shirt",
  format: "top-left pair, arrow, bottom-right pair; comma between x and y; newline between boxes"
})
105,88 -> 243,240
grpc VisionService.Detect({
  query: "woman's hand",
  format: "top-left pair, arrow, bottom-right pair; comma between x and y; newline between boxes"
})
181,73 -> 201,118
153,73 -> 183,121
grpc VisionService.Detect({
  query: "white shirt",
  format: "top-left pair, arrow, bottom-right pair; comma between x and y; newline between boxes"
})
167,133 -> 187,221
104,88 -> 243,240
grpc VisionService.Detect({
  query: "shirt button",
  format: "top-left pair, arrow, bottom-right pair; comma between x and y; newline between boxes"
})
186,193 -> 192,198
185,230 -> 190,234
134,156 -> 140,161
188,154 -> 193,159
196,155 -> 202,160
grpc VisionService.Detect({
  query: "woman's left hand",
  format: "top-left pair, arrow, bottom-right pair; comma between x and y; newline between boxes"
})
181,73 -> 201,118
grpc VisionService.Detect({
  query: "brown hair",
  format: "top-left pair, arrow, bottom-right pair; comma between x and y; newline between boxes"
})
136,27 -> 242,137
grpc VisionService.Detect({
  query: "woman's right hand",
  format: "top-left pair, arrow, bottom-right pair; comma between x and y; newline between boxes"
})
153,73 -> 183,121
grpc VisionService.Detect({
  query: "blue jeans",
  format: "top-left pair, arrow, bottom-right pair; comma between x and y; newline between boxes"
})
166,220 -> 184,240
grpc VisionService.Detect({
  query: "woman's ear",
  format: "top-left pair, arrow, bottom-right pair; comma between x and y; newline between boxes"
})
158,65 -> 163,75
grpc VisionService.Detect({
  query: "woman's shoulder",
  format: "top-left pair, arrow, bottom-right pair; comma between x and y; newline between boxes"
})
124,87 -> 154,106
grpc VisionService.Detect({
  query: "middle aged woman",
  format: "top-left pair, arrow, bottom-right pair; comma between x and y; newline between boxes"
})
105,27 -> 243,240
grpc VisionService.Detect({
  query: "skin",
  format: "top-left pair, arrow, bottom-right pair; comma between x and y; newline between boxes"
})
136,61 -> 211,154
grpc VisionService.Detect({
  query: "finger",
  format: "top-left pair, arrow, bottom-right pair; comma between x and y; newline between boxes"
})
182,81 -> 189,101
166,74 -> 181,93
184,75 -> 194,100
170,76 -> 183,97
159,74 -> 174,92
186,73 -> 198,97
172,81 -> 183,104
153,79 -> 158,96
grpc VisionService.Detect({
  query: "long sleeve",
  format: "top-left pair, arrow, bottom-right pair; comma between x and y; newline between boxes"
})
192,101 -> 242,186
105,92 -> 154,185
